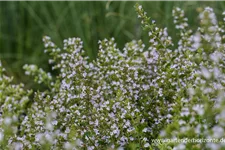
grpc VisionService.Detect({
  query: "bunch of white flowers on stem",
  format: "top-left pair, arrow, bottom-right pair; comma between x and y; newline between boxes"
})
0,3 -> 225,150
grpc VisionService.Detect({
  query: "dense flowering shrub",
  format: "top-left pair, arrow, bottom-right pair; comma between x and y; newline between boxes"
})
0,4 -> 225,150
0,61 -> 32,149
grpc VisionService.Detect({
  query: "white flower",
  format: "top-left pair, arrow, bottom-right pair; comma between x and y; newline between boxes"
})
64,142 -> 72,149
192,104 -> 204,115
46,122 -> 53,130
174,143 -> 186,150
13,142 -> 23,150
4,117 -> 12,125
212,126 -> 224,138
201,67 -> 211,79
35,133 -> 43,142
76,139 -> 83,146
142,128 -> 148,133
144,143 -> 150,147
138,5 -> 142,10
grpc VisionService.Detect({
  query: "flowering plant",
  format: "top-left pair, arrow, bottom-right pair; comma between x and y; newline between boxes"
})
0,3 -> 225,150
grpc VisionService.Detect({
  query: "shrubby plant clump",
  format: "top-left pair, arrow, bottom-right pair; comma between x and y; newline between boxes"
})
1,4 -> 225,150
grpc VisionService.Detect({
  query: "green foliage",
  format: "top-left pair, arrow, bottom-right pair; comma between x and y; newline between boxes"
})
0,3 -> 225,150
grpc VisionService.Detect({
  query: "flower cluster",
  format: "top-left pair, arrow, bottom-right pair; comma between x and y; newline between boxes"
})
0,4 -> 225,150
156,7 -> 225,150
0,61 -> 32,149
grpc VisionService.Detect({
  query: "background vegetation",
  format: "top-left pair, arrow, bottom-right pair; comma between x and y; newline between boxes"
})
0,1 -> 225,88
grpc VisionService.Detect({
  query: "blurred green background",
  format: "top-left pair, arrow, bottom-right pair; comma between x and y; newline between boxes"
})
0,1 -> 225,88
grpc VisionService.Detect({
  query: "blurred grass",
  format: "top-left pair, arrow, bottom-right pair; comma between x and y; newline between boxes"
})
0,1 -> 225,88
